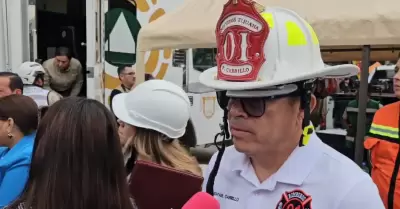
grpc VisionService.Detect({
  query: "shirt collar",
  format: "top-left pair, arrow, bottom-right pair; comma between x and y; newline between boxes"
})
121,84 -> 131,92
229,133 -> 323,188
273,133 -> 322,185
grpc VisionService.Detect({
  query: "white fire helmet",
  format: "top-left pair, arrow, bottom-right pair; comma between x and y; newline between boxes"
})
202,1 -> 360,196
199,0 -> 358,96
17,62 -> 46,85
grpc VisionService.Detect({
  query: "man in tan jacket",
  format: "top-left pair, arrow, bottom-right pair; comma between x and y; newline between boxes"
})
42,47 -> 83,97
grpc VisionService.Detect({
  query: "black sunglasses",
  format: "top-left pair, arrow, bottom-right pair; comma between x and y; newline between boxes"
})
227,97 -> 267,117
227,92 -> 298,117
217,90 -> 289,117
217,82 -> 307,117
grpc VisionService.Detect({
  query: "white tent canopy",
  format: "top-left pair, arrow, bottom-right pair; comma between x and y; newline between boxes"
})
137,0 -> 400,51
136,0 -> 400,83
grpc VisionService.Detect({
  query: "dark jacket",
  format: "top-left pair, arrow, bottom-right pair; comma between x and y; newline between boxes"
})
109,84 -> 130,115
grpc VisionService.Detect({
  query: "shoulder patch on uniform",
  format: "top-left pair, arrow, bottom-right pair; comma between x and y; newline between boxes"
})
275,189 -> 312,209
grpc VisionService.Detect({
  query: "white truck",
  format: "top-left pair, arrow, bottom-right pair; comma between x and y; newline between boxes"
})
0,0 -> 223,146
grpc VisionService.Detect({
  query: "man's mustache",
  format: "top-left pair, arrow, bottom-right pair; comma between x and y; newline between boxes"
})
229,118 -> 250,130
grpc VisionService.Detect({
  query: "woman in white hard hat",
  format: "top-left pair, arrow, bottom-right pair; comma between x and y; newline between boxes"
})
200,1 -> 384,209
16,62 -> 63,108
112,79 -> 202,177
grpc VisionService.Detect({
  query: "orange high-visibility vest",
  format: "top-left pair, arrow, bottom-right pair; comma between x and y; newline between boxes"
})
365,101 -> 400,209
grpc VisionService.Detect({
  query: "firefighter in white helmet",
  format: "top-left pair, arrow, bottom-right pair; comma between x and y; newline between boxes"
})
201,1 -> 384,208
16,62 -> 63,108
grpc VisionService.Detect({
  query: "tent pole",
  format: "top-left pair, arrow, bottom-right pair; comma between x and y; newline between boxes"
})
136,51 -> 145,85
354,45 -> 371,166
135,29 -> 146,88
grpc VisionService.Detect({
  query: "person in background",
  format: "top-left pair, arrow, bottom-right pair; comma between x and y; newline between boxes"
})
112,79 -> 202,177
310,78 -> 329,128
343,88 -> 382,144
109,65 -> 136,113
364,58 -> 400,209
339,77 -> 354,93
109,65 -> 154,114
5,97 -> 134,209
42,47 -> 83,97
0,72 -> 24,175
15,62 -> 63,108
0,72 -> 23,98
0,95 -> 38,208
144,73 -> 155,81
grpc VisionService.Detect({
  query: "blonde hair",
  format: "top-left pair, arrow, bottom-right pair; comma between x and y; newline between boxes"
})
124,127 -> 202,176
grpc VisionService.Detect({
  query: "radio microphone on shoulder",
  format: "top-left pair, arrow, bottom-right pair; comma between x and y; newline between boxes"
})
181,192 -> 220,209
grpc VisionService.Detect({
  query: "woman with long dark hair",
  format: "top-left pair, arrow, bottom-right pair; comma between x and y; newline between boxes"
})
6,97 -> 134,209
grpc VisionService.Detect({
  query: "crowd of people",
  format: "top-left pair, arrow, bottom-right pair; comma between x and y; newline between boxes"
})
1,1 -> 400,209
0,46 -> 82,110
0,43 -> 201,208
0,67 -> 201,208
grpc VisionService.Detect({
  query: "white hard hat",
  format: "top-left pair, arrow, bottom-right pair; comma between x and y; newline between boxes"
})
17,62 -> 45,85
199,1 -> 358,96
112,79 -> 190,139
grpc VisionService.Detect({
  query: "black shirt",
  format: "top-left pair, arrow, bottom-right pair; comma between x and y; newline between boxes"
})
109,84 -> 131,114
109,89 -> 122,114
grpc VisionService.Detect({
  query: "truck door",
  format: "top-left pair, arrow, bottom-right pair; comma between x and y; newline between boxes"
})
0,0 -> 30,71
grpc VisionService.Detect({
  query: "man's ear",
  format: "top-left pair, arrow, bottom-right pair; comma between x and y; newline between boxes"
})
310,94 -> 317,112
14,89 -> 22,95
297,95 -> 317,126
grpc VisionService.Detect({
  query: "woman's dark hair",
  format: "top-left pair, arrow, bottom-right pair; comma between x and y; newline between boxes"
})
10,97 -> 134,209
0,95 -> 38,135
180,119 -> 197,148
145,73 -> 154,81
55,47 -> 72,60
38,106 -> 49,119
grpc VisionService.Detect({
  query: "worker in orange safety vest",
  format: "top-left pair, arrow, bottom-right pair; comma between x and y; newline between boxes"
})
365,58 -> 400,209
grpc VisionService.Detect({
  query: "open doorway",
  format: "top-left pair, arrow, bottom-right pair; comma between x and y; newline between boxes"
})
35,0 -> 87,96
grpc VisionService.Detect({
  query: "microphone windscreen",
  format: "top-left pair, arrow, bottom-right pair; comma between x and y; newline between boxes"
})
182,192 -> 220,209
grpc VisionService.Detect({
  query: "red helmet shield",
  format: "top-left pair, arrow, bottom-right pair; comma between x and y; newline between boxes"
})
216,0 -> 270,82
